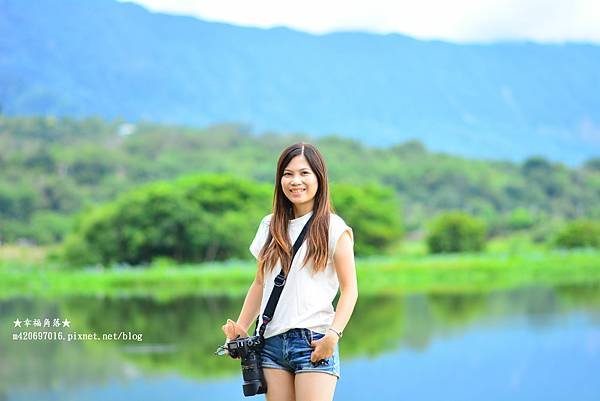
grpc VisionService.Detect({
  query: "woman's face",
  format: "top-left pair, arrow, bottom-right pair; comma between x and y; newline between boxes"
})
281,155 -> 318,212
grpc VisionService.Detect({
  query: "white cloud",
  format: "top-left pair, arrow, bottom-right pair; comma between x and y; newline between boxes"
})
122,0 -> 600,43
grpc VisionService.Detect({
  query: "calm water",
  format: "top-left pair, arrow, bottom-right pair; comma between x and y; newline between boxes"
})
1,284 -> 599,401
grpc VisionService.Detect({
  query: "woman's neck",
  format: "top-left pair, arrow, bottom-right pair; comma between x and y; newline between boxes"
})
292,202 -> 314,219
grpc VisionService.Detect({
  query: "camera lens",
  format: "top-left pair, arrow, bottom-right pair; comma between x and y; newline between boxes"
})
241,349 -> 267,395
243,381 -> 265,397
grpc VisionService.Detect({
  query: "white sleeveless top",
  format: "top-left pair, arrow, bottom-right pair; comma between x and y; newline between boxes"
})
249,211 -> 354,339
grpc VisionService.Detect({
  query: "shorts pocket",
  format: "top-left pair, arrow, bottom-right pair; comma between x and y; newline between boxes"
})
307,331 -> 333,366
306,330 -> 325,345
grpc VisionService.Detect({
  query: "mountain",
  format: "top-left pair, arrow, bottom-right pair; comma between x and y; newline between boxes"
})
1,0 -> 599,164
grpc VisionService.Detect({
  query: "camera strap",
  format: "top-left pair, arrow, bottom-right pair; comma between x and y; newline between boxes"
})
256,212 -> 315,338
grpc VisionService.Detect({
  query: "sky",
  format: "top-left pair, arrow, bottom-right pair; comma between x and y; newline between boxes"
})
122,0 -> 600,43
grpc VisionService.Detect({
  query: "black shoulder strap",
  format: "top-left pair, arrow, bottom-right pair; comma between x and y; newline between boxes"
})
256,213 -> 314,338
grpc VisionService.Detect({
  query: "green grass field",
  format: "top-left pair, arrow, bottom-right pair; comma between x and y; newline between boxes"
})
1,242 -> 599,299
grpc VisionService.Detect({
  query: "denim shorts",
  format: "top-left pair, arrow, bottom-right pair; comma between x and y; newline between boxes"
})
260,328 -> 340,378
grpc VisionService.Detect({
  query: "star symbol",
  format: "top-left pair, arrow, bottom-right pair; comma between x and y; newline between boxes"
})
13,318 -> 22,328
62,319 -> 71,327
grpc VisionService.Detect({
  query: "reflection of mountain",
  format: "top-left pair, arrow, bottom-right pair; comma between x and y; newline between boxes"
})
2,284 -> 600,394
2,0 -> 600,163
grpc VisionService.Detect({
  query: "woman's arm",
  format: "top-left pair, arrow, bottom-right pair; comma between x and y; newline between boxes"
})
330,230 -> 358,334
310,230 -> 358,361
235,265 -> 265,333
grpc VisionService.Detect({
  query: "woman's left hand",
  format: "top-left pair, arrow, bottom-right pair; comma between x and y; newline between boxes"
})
310,331 -> 338,363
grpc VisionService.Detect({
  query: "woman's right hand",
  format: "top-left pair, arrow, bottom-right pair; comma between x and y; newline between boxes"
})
221,319 -> 248,340
221,319 -> 248,359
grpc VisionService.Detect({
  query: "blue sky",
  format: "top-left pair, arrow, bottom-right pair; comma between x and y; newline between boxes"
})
122,0 -> 600,43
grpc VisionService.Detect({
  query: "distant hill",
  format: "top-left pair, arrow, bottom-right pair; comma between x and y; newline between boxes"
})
1,0 -> 599,164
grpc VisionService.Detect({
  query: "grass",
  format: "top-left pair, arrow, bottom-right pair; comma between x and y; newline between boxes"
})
1,242 -> 599,299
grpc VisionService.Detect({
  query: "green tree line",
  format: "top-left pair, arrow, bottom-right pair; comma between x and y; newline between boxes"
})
1,115 -> 599,247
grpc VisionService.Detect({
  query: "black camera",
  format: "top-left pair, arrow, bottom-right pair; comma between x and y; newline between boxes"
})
226,335 -> 267,397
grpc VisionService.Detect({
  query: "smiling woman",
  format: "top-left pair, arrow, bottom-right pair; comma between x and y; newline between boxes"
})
220,143 -> 358,401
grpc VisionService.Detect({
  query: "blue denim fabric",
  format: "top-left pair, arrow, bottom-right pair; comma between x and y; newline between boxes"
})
260,328 -> 340,378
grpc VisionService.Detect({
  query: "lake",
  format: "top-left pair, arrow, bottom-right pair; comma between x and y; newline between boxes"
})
2,283 -> 599,401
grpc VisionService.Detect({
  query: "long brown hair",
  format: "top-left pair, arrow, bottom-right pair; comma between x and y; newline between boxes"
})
258,143 -> 333,274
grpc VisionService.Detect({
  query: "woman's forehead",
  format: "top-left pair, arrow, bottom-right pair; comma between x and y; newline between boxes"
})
284,155 -> 312,171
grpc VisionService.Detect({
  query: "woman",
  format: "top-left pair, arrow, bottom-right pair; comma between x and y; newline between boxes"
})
222,142 -> 357,401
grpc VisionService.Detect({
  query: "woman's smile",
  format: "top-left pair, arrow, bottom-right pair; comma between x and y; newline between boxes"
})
289,187 -> 306,195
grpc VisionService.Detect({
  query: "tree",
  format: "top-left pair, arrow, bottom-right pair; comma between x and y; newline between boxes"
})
426,211 -> 487,253
332,183 -> 403,256
61,175 -> 271,266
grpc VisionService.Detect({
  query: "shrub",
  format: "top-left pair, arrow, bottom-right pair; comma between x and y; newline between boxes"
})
553,220 -> 600,249
426,211 -> 487,253
506,207 -> 536,231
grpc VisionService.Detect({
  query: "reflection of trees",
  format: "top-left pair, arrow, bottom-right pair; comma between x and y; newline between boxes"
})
342,295 -> 406,357
341,292 -> 488,354
0,298 -> 121,394
3,283 -> 600,394
504,286 -> 559,327
61,296 -> 243,379
554,283 -> 600,309
427,292 -> 487,334
395,292 -> 487,351
401,294 -> 435,350
0,296 -> 244,395
554,283 -> 600,324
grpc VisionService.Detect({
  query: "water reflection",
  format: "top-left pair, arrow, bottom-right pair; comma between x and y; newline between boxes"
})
1,283 -> 599,400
